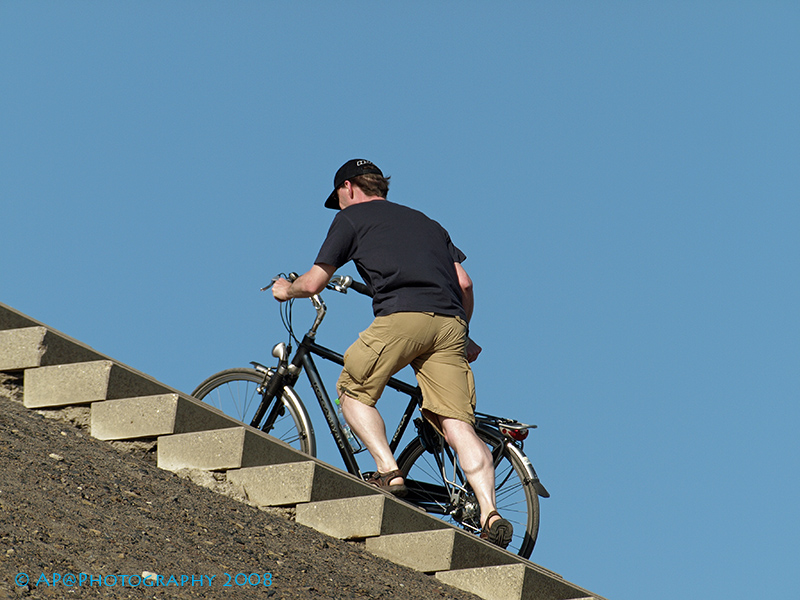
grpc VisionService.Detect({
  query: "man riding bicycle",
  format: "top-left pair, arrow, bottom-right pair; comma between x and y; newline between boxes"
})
271,159 -> 512,549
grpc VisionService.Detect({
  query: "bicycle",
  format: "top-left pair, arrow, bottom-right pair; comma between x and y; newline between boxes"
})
192,273 -> 550,558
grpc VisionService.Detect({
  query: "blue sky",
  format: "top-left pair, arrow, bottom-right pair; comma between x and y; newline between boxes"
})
2,3 -> 798,599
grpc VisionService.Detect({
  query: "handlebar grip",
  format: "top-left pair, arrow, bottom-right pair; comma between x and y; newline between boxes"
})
350,281 -> 372,297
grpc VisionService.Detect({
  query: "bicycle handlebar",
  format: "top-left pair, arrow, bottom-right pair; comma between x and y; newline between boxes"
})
262,272 -> 371,298
352,282 -> 370,296
326,274 -> 372,298
259,271 -> 371,339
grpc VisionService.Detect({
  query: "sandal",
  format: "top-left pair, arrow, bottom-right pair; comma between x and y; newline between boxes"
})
366,469 -> 408,498
480,510 -> 513,549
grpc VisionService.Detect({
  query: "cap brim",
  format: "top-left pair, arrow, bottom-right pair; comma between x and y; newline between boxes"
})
325,189 -> 340,210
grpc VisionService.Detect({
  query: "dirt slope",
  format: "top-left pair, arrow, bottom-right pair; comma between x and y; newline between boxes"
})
0,374 -> 477,600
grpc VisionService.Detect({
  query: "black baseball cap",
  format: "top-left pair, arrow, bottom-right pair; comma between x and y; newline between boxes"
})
325,159 -> 384,209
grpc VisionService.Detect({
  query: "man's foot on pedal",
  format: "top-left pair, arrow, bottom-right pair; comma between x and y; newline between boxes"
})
366,469 -> 408,498
480,510 -> 513,549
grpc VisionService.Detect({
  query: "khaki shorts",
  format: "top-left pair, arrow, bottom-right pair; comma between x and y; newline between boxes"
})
337,312 -> 476,429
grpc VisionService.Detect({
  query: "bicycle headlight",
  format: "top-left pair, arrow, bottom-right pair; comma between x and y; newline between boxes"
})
272,342 -> 288,362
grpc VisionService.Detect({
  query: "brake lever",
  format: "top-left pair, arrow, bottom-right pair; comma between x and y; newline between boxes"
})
260,277 -> 279,292
261,272 -> 298,292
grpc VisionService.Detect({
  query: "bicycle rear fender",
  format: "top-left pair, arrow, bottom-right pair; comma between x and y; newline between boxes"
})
477,424 -> 550,499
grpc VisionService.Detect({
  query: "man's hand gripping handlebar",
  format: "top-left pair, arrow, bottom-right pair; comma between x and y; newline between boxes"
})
262,272 -> 371,299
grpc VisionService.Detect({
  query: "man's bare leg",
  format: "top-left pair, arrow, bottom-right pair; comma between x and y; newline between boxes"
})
340,393 -> 404,485
437,416 -> 501,529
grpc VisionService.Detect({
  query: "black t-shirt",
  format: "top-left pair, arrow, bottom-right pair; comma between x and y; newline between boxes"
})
315,200 -> 467,319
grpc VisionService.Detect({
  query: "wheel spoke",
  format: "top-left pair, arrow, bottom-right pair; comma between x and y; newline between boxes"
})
192,369 -> 315,456
398,431 -> 539,558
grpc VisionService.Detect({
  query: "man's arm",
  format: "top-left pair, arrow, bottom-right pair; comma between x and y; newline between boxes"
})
454,262 -> 482,362
272,263 -> 336,301
454,262 -> 474,321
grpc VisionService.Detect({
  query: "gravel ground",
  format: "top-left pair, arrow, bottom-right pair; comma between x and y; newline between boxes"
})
0,373 -> 478,600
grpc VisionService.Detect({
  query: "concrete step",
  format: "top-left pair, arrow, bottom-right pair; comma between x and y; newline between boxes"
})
2,301 -> 609,600
366,528 -> 518,574
436,563 -> 598,600
91,393 -> 240,440
0,302 -> 43,330
226,461 -> 379,507
157,427 -> 307,472
23,360 -> 171,408
0,326 -> 103,371
296,493 -> 449,540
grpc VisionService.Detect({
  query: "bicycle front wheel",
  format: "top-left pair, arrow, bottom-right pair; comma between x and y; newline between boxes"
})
192,368 -> 316,456
396,429 -> 539,558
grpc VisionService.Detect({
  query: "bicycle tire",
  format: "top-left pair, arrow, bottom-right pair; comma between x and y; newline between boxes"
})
192,368 -> 316,456
396,429 -> 539,558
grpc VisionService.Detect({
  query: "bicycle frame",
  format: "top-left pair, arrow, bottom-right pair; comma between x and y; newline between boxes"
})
250,281 -> 549,500
250,287 -> 423,478
259,333 -> 421,477
192,273 -> 549,558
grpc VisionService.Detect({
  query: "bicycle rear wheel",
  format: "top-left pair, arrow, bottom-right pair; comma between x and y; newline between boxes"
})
396,428 -> 539,558
192,368 -> 316,456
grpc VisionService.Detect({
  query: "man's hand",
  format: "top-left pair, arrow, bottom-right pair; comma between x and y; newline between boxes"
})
272,277 -> 292,302
270,264 -> 336,303
466,337 -> 482,363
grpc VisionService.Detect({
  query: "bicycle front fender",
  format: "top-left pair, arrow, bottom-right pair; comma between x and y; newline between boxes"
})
279,383 -> 317,457
252,371 -> 317,458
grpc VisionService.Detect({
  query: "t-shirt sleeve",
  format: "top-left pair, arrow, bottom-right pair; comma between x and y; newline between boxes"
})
445,232 -> 467,264
314,213 -> 357,269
